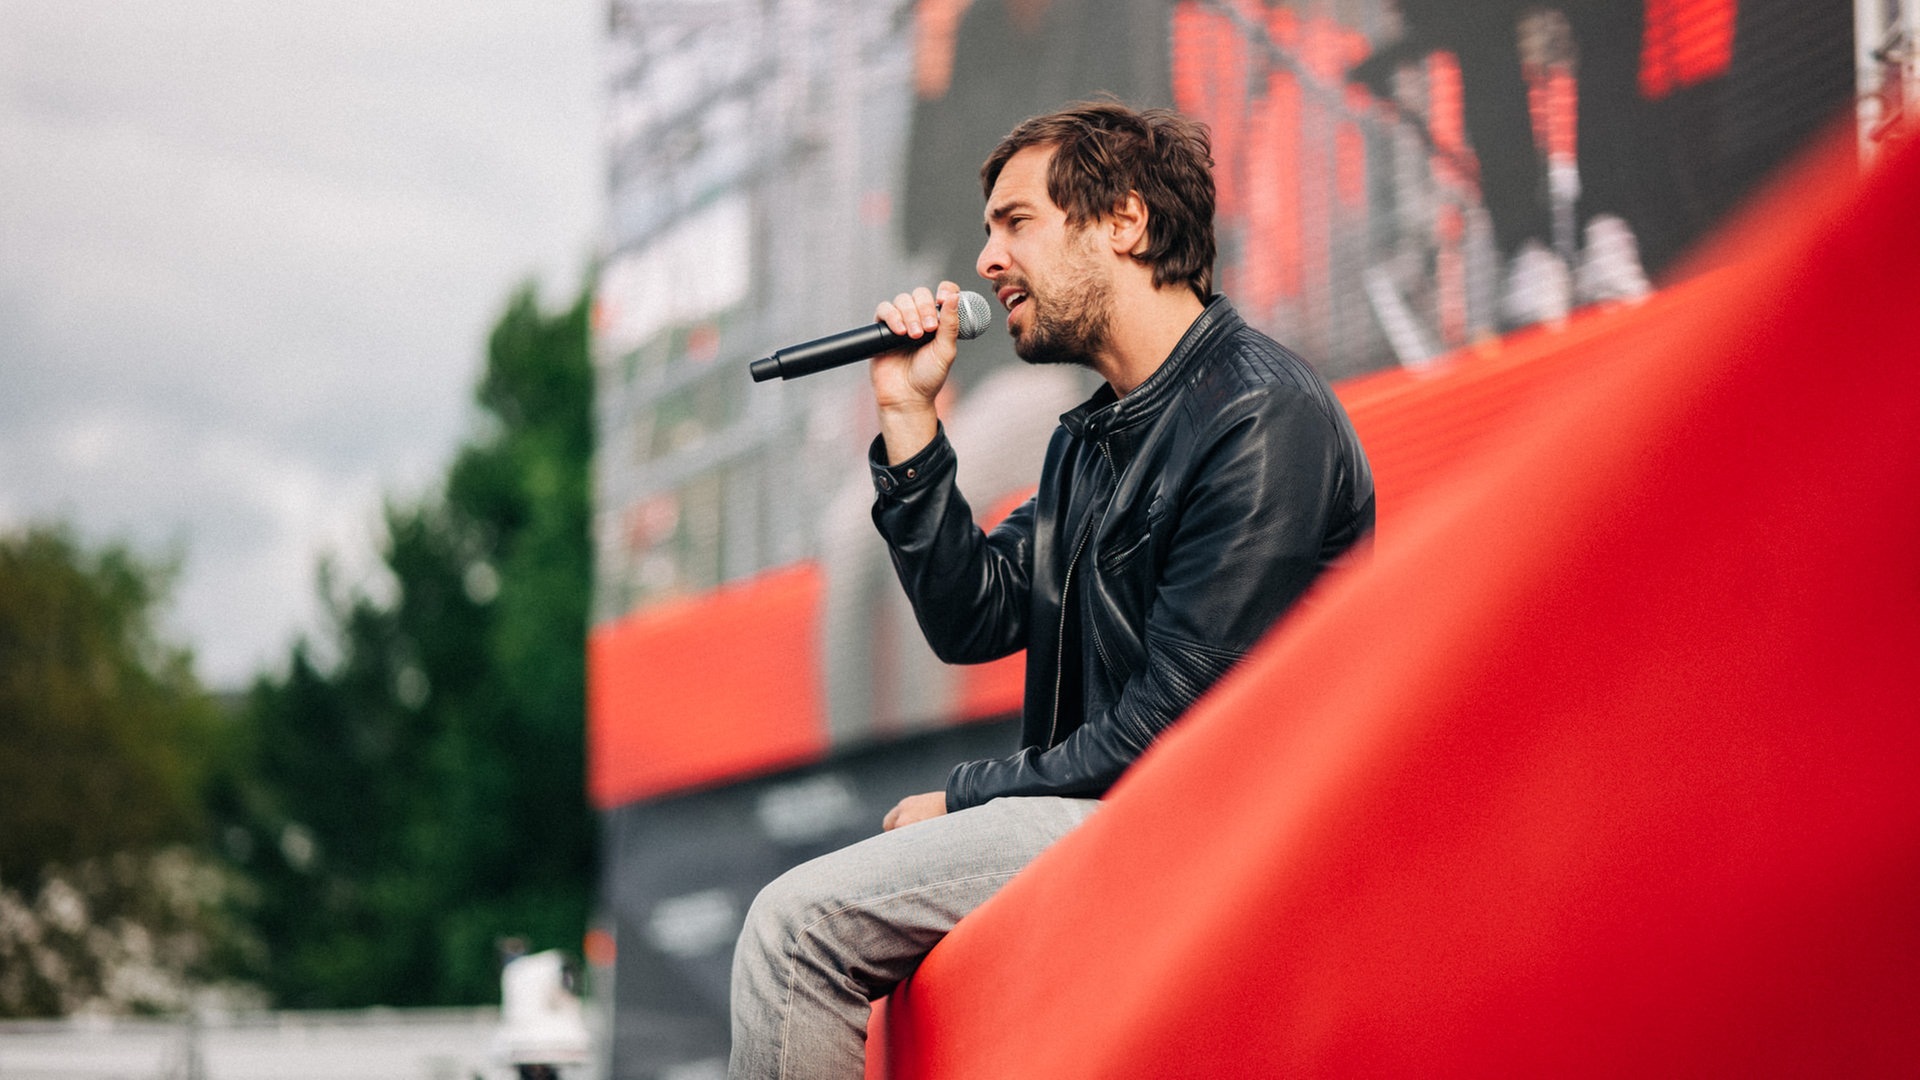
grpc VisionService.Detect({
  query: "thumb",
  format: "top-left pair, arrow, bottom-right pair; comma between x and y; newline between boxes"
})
935,282 -> 962,340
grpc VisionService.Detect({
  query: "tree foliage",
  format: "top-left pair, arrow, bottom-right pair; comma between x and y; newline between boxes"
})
0,527 -> 252,1016
0,529 -> 210,873
227,280 -> 597,1006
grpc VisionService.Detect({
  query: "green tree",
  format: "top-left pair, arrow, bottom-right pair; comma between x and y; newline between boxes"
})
231,280 -> 597,1006
0,526 -> 253,1016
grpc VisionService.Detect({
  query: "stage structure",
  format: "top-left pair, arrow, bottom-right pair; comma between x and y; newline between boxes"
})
589,3 -> 1864,1077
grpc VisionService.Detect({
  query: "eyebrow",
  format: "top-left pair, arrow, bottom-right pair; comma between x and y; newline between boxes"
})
984,198 -> 1035,232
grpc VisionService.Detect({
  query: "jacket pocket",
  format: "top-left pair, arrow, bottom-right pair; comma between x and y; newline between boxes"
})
1095,524 -> 1153,574
1095,492 -> 1166,575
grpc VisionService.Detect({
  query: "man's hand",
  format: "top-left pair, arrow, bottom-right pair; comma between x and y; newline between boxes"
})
881,791 -> 948,831
871,282 -> 962,465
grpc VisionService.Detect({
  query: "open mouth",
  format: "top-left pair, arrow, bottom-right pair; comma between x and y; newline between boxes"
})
1000,288 -> 1029,317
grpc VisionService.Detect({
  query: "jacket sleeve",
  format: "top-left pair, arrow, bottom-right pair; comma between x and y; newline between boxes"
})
869,425 -> 1035,664
946,386 -> 1357,810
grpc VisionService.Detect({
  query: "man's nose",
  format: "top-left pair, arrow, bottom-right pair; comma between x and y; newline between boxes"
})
976,237 -> 1005,282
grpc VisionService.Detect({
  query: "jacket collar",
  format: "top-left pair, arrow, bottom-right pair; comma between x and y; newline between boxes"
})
1060,295 -> 1240,441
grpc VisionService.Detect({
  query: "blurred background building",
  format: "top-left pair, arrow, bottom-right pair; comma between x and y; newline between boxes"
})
588,2 -> 1892,1077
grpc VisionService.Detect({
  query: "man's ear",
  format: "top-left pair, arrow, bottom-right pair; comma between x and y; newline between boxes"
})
1106,191 -> 1150,258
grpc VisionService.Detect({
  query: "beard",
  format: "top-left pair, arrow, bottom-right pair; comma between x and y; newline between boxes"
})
1008,236 -> 1113,368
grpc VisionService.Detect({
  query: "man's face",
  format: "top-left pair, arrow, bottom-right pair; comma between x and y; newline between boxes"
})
977,145 -> 1113,367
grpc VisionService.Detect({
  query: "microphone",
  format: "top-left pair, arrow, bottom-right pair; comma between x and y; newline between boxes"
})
749,291 -> 993,382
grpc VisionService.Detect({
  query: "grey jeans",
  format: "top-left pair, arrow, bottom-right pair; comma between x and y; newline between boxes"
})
728,795 -> 1100,1080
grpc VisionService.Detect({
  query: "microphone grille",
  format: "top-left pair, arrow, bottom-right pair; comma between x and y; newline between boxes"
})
955,291 -> 992,340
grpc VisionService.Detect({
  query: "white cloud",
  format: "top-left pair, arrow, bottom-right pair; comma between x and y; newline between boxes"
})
0,0 -> 603,687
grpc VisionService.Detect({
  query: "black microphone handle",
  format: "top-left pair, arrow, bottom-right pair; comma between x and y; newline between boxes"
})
749,322 -> 919,382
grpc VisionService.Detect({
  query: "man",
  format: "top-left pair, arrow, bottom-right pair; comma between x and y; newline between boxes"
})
730,101 -> 1374,1080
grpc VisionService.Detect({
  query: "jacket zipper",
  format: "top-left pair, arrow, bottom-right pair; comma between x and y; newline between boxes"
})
1048,439 -> 1121,747
1048,519 -> 1093,749
1086,443 -> 1119,679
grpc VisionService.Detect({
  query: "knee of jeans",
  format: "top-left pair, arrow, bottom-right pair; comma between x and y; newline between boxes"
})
739,865 -> 824,958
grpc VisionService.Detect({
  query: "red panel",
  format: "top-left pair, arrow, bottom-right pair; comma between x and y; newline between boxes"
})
587,563 -> 827,808
1244,70 -> 1302,306
951,488 -> 1036,722
1428,51 -> 1466,160
911,0 -> 973,100
1171,2 -> 1249,221
1527,68 -> 1579,160
1335,86 -> 1370,209
1334,121 -> 1366,208
880,128 -> 1920,1076
951,653 -> 1023,723
1337,301 -> 1647,535
1641,0 -> 1738,99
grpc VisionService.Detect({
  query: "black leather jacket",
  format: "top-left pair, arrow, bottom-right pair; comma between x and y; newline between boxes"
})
869,297 -> 1374,811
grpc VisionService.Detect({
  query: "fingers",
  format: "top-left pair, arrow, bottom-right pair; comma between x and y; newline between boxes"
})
881,792 -> 946,832
874,282 -> 962,342
874,288 -> 934,340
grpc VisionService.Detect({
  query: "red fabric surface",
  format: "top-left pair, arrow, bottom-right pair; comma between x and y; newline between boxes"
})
878,130 -> 1920,1077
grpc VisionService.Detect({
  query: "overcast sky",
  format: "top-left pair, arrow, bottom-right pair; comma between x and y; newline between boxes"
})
0,1 -> 602,688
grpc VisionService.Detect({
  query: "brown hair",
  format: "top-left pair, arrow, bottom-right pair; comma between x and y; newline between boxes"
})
981,100 -> 1217,301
